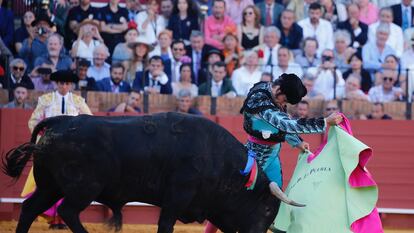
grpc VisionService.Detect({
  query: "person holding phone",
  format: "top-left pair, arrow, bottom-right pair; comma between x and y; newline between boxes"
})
30,61 -> 56,91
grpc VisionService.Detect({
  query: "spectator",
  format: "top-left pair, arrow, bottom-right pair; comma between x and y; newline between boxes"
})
260,71 -> 273,82
343,74 -> 369,101
402,31 -> 414,70
390,0 -> 414,31
185,31 -> 214,85
223,32 -> 243,76
126,37 -> 153,85
204,0 -> 236,50
110,89 -> 142,113
125,0 -> 143,22
98,0 -> 129,55
135,0 -> 167,46
197,49 -> 224,87
294,100 -> 309,119
175,89 -> 202,115
343,52 -> 372,93
29,61 -> 56,92
2,83 -> 32,109
74,59 -> 97,91
276,9 -> 303,53
271,46 -> 303,80
360,102 -> 392,119
172,63 -> 198,97
160,0 -> 174,22
298,2 -> 334,56
14,10 -> 35,53
307,49 -> 345,100
255,0 -> 283,26
368,7 -> 404,57
237,5 -> 264,50
362,23 -> 396,72
46,0 -> 71,37
0,0 -> 14,51
337,3 -> 369,50
357,0 -> 379,25
167,0 -> 200,43
199,61 -> 236,97
1,58 -> 34,93
368,69 -> 403,103
149,29 -> 174,61
71,19 -> 103,63
255,26 -> 281,73
374,54 -> 404,87
65,0 -> 100,50
133,55 -> 172,94
323,100 -> 339,117
319,0 -> 347,29
96,62 -> 131,93
231,50 -> 262,96
34,33 -> 72,71
87,44 -> 111,81
225,0 -> 253,25
333,30 -> 356,73
112,27 -> 139,64
19,14 -> 53,72
295,37 -> 320,72
287,0 -> 317,21
302,73 -> 325,100
166,40 -> 187,82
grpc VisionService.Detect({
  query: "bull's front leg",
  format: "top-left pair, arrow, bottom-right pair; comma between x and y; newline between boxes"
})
157,208 -> 178,233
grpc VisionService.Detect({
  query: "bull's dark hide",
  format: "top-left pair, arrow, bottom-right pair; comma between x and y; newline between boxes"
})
3,112 -> 280,233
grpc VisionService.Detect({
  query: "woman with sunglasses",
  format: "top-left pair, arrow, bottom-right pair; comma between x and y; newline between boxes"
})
237,5 -> 264,50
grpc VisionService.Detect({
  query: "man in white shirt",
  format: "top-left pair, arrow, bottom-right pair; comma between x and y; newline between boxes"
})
298,2 -> 334,56
307,49 -> 345,100
368,69 -> 403,103
231,50 -> 262,96
168,40 -> 186,83
368,7 -> 404,57
271,46 -> 303,80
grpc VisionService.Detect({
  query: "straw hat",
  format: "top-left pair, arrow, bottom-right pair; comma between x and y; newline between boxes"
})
128,36 -> 154,52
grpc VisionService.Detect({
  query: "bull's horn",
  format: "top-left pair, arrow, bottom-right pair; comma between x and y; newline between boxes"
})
269,182 -> 306,207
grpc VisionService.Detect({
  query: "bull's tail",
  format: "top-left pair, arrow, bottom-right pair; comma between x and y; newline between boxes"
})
106,206 -> 123,232
2,116 -> 65,180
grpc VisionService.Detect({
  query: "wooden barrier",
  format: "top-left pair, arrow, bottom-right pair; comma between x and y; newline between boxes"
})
86,91 -> 131,112
215,97 -> 245,115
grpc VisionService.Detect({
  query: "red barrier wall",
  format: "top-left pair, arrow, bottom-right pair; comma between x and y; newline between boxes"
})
0,109 -> 413,228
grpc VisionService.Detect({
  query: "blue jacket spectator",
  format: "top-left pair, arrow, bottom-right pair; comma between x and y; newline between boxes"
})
96,63 -> 131,93
0,4 -> 14,51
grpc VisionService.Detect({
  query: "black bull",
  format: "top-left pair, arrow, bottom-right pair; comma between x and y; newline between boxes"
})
3,112 -> 283,233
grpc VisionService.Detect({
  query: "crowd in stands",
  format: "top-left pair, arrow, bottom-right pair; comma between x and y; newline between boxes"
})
0,0 -> 413,118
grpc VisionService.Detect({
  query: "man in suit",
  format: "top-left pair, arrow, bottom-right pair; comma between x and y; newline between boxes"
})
96,62 -> 131,93
1,58 -> 34,100
391,0 -> 414,31
337,3 -> 369,49
185,31 -> 214,85
256,0 -> 284,26
133,55 -> 172,94
198,61 -> 236,97
164,40 -> 186,83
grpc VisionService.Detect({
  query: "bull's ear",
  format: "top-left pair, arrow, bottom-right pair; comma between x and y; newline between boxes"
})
269,182 -> 305,207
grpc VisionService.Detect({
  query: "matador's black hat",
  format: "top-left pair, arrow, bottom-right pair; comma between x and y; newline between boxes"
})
274,73 -> 307,105
50,70 -> 79,83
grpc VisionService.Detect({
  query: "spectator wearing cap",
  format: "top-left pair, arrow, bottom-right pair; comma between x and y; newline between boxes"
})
276,9 -> 303,53
197,49 -> 224,87
0,0 -> 14,51
167,0 -> 200,43
125,36 -> 153,86
337,4 -> 369,50
204,0 -> 236,50
96,62 -> 131,93
1,58 -> 34,93
19,14 -> 54,72
298,2 -> 334,56
65,0 -> 100,50
175,89 -> 202,115
368,7 -> 404,57
343,52 -> 372,93
135,0 -> 167,46
98,0 -> 129,55
75,59 -> 97,91
71,19 -> 103,63
198,61 -> 236,97
14,10 -> 35,53
87,44 -> 111,81
2,83 -> 32,109
112,27 -> 139,64
34,33 -> 73,72
133,55 -> 172,94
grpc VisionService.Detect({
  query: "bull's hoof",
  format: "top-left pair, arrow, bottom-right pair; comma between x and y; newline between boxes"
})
49,223 -> 68,230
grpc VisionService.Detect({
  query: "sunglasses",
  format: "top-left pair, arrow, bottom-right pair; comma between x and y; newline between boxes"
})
244,11 -> 254,15
13,66 -> 25,72
326,107 -> 337,111
173,48 -> 184,51
383,77 -> 393,82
